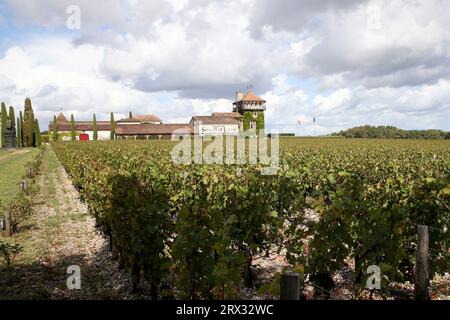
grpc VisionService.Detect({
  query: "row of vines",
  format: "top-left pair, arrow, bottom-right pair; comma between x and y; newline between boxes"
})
51,139 -> 450,299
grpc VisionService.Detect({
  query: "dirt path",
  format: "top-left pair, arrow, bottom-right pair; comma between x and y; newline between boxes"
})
0,146 -> 134,299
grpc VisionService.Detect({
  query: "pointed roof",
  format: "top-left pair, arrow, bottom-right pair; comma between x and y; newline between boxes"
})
57,112 -> 68,123
236,91 -> 266,103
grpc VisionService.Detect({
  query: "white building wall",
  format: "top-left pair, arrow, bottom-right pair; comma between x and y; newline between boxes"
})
195,123 -> 239,136
82,130 -> 111,140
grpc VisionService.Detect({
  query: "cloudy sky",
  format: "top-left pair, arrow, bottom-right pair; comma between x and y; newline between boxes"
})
0,0 -> 449,135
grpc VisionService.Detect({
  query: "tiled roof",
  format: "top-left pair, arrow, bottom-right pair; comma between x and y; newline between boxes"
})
49,122 -> 111,131
211,112 -> 243,118
117,114 -> 161,122
115,124 -> 192,135
234,91 -> 266,103
191,116 -> 238,125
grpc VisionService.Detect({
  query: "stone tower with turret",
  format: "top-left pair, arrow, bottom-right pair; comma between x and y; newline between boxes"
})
232,91 -> 266,131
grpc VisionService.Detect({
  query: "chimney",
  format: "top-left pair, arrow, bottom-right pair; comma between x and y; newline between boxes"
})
236,92 -> 244,101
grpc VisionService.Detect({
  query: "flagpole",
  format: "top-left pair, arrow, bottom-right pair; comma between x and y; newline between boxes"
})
313,117 -> 316,137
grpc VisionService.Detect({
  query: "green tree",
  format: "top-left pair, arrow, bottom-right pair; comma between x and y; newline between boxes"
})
256,112 -> 265,132
70,114 -> 76,141
129,111 -> 133,119
34,119 -> 41,146
93,114 -> 98,141
19,111 -> 24,147
9,107 -> 16,147
30,112 -> 36,147
23,98 -> 35,147
334,125 -> 448,139
16,117 -> 20,147
52,115 -> 58,142
1,103 -> 7,148
110,112 -> 115,140
8,106 -> 15,131
243,112 -> 251,131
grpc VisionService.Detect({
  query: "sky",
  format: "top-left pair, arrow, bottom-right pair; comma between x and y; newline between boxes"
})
0,0 -> 449,135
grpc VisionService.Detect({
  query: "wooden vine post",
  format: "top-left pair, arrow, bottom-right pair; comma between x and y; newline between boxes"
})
280,272 -> 300,300
0,211 -> 10,236
415,225 -> 430,300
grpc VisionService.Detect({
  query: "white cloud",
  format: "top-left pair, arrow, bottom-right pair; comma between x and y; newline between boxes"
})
0,39 -> 151,127
292,0 -> 450,88
308,82 -> 450,132
314,89 -> 352,115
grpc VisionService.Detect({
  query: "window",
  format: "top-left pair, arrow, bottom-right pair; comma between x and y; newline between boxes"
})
250,121 -> 256,129
253,112 -> 258,117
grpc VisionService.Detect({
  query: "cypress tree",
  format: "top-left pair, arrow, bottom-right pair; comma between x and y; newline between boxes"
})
30,111 -> 35,147
16,117 -> 20,147
256,113 -> 265,131
19,111 -> 24,147
1,102 -> 7,148
129,111 -> 133,119
9,106 -> 15,131
70,114 -> 76,141
23,98 -> 35,147
243,111 -> 251,131
110,112 -> 115,140
93,114 -> 98,140
34,119 -> 41,146
9,107 -> 16,147
53,115 -> 58,142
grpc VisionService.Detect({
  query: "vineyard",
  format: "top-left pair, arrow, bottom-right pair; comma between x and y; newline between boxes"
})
51,138 -> 450,299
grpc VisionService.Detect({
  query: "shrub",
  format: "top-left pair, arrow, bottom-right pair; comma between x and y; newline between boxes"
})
8,194 -> 33,233
0,239 -> 23,269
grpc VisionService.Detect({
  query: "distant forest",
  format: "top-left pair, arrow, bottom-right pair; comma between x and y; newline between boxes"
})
332,125 -> 450,139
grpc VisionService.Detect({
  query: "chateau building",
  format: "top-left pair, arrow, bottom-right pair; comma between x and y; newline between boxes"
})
190,115 -> 240,136
115,123 -> 192,139
190,90 -> 266,136
233,91 -> 266,130
116,114 -> 162,125
49,113 -> 112,140
48,90 -> 266,140
48,113 -> 163,140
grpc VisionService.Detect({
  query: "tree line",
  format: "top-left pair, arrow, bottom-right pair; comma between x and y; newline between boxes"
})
332,125 -> 450,139
1,98 -> 41,148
